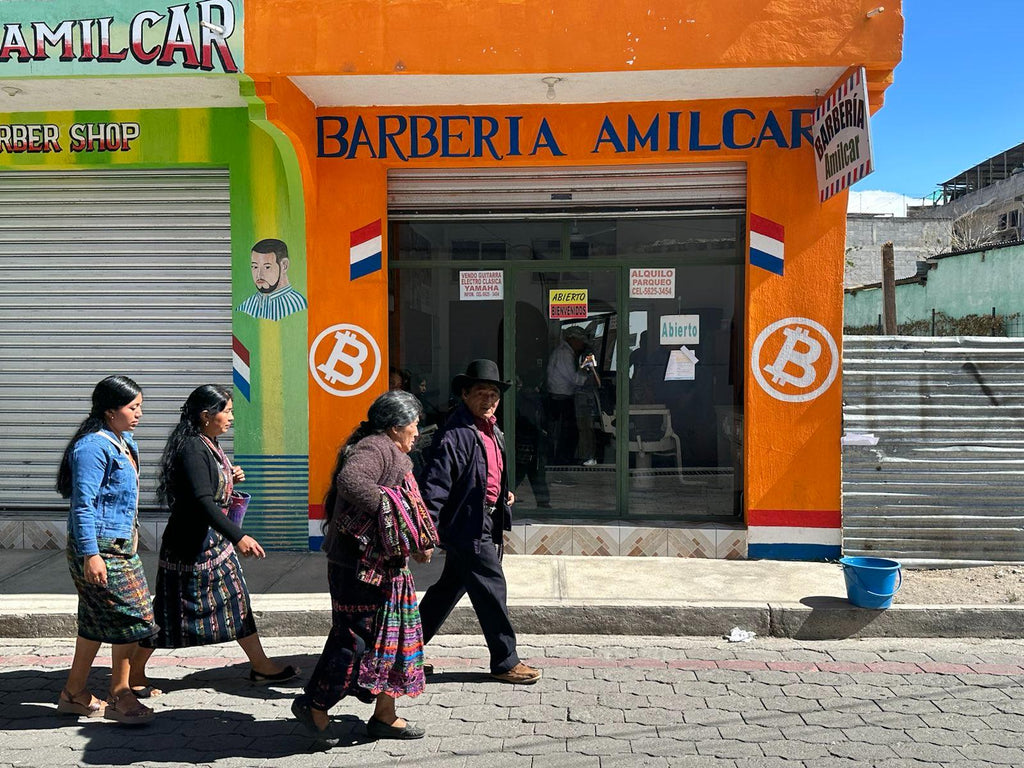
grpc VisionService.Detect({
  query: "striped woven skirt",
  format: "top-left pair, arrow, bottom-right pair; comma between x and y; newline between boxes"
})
140,530 -> 257,648
358,567 -> 426,697
67,537 -> 157,644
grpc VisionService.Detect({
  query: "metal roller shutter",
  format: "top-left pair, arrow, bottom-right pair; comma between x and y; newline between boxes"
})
0,168 -> 232,514
387,163 -> 747,215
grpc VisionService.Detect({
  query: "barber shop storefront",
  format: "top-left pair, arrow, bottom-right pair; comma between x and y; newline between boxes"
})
0,0 -> 902,560
385,165 -> 746,540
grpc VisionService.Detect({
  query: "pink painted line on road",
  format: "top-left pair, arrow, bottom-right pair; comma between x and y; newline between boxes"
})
3,654 -> 1023,678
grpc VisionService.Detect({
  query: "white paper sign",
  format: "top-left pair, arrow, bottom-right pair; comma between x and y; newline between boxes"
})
460,270 -> 503,300
665,346 -> 698,381
813,66 -> 874,203
660,315 -> 699,345
629,268 -> 675,298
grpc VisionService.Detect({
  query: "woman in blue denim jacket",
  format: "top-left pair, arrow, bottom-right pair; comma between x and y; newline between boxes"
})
55,375 -> 158,725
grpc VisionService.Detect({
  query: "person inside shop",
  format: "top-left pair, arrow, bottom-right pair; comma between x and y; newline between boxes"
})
133,385 -> 298,692
546,326 -> 599,465
56,375 -> 158,725
236,238 -> 308,321
388,366 -> 411,392
417,359 -> 543,685
293,390 -> 433,745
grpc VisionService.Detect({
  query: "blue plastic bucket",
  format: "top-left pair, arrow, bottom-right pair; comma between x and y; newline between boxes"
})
839,556 -> 902,609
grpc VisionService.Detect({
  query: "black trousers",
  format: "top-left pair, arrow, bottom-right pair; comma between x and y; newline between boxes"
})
418,540 -> 519,675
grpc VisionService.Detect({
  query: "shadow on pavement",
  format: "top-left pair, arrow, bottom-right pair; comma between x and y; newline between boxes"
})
1,667 -> 372,762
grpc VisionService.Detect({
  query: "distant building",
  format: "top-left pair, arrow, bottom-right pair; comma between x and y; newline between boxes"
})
941,141 -> 1024,249
844,208 -> 951,287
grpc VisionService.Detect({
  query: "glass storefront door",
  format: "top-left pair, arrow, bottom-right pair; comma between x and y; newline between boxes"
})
513,268 -> 618,513
388,214 -> 743,521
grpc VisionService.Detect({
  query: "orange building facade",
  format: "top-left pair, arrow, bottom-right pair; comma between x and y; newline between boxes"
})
244,1 -> 902,558
0,1 -> 903,558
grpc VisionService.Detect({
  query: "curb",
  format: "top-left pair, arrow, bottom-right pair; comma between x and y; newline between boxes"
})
3,601 -> 1023,640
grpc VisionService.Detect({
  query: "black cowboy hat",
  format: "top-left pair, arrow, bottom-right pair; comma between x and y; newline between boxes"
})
452,359 -> 511,394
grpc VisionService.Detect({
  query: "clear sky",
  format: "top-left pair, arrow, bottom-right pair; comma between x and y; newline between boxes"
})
853,0 -> 1024,200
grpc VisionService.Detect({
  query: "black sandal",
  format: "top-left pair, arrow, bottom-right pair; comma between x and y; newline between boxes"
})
249,663 -> 300,684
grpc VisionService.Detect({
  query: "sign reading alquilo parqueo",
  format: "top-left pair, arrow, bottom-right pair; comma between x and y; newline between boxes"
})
813,67 -> 874,203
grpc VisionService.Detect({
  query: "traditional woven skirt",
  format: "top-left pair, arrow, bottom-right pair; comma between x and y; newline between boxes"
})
141,530 -> 256,648
67,537 -> 157,644
358,567 -> 426,697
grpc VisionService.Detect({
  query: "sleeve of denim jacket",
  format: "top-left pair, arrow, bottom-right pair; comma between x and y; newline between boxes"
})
69,436 -> 109,557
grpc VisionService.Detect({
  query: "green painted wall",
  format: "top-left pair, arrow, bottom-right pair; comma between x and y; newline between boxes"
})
844,243 -> 1024,332
0,77 -> 309,547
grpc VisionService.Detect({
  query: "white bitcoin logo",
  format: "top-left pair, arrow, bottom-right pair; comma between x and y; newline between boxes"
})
309,323 -> 381,397
751,318 -> 838,402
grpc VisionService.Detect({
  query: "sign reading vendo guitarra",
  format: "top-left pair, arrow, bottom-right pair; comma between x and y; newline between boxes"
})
0,1 -> 242,74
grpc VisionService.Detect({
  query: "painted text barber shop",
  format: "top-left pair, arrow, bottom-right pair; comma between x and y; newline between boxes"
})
317,109 -> 816,160
0,122 -> 141,153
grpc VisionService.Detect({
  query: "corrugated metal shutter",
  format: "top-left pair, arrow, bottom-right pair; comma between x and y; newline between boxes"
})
0,168 -> 232,513
842,336 -> 1024,565
388,163 -> 746,214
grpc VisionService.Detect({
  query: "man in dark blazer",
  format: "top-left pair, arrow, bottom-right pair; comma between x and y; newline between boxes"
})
417,359 -> 542,684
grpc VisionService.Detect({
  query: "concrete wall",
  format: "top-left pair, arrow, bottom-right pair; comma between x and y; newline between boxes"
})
844,242 -> 1024,329
844,213 -> 952,287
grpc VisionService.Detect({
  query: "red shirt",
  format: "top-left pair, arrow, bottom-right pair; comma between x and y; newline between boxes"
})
475,415 -> 503,505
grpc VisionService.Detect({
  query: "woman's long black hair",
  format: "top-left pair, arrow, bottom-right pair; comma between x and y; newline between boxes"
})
323,389 -> 423,527
56,375 -> 143,499
158,384 -> 232,504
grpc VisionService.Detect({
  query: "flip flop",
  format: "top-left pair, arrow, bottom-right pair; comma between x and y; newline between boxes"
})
104,694 -> 154,726
130,684 -> 164,699
56,688 -> 105,718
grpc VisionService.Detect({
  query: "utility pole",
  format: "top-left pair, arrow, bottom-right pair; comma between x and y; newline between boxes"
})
881,241 -> 897,334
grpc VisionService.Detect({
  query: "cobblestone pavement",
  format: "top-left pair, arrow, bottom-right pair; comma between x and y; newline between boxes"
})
2,634 -> 1024,767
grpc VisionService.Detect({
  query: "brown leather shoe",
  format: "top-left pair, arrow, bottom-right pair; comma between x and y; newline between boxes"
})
491,662 -> 542,685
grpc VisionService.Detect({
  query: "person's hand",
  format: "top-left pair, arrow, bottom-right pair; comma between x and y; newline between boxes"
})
507,491 -> 516,505
83,555 -> 107,587
236,535 -> 265,559
411,547 -> 433,564
232,465 -> 245,483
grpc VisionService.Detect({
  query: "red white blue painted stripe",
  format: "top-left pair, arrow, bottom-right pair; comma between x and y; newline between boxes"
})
350,219 -> 383,280
232,335 -> 251,401
749,214 -> 785,276
308,503 -> 325,551
747,509 -> 841,561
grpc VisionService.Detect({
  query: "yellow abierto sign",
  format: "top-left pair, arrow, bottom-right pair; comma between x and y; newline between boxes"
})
549,288 -> 588,319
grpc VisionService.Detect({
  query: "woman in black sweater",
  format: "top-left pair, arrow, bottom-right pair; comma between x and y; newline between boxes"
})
132,385 -> 297,692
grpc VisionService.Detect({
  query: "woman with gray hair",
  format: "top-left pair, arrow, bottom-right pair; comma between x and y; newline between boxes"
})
292,389 -> 434,745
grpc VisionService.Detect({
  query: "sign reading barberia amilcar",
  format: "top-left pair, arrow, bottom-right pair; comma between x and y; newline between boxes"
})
0,0 -> 243,74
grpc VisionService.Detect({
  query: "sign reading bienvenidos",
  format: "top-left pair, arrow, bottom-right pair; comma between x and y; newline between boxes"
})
0,0 -> 243,75
813,66 -> 874,203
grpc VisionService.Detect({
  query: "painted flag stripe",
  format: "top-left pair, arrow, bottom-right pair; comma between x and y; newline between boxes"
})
233,368 -> 251,401
747,525 -> 842,546
232,335 -> 250,366
749,249 -> 784,276
351,219 -> 382,247
750,231 -> 784,260
232,352 -> 250,381
350,251 -> 382,280
748,543 -> 840,561
749,214 -> 784,242
748,509 -> 841,528
350,235 -> 382,265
